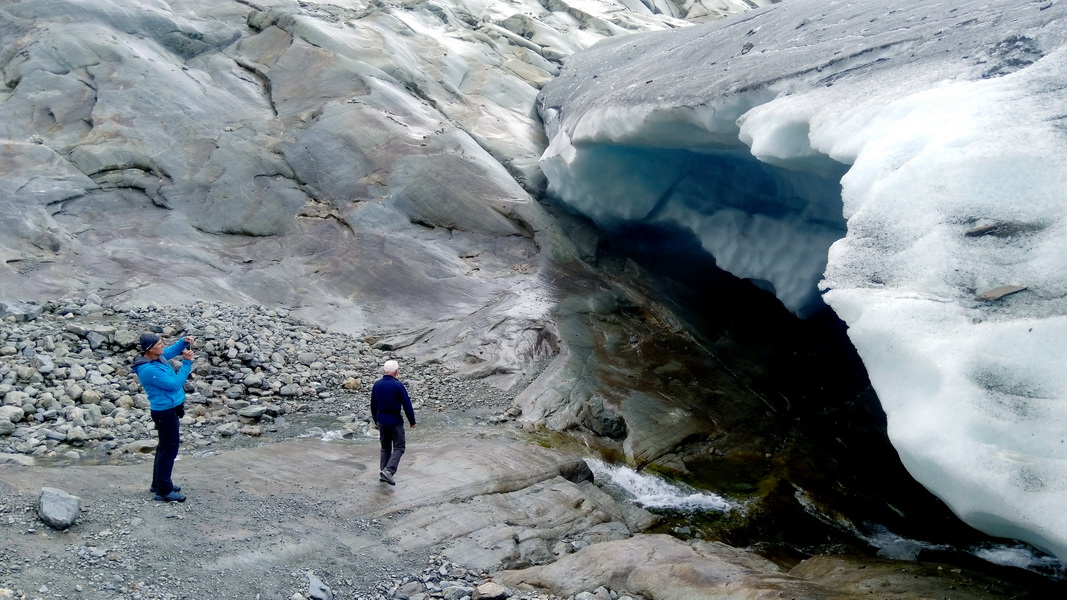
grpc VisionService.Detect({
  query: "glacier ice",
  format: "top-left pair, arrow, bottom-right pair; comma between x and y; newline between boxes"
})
538,0 -> 1067,563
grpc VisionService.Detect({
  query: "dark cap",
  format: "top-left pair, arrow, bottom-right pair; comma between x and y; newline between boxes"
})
139,333 -> 161,353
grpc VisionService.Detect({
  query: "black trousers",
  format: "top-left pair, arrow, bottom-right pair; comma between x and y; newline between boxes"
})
150,406 -> 181,494
379,423 -> 406,475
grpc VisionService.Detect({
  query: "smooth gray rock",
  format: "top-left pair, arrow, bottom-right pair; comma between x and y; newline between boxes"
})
37,487 -> 82,530
497,534 -> 856,600
305,572 -> 333,600
0,406 -> 25,423
473,582 -> 508,600
237,405 -> 269,420
0,452 -> 35,465
0,0 -> 588,348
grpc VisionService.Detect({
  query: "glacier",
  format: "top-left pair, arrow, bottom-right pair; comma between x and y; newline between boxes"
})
538,0 -> 1067,564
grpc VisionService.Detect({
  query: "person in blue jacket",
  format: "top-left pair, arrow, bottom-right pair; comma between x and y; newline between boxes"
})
132,333 -> 195,502
371,359 -> 416,485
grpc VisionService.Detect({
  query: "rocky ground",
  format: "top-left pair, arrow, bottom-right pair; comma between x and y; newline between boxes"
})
0,432 -> 605,600
0,296 -> 525,463
3,298 -> 1067,600
0,297 -> 538,600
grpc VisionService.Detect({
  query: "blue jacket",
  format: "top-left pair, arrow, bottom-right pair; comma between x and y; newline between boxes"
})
132,339 -> 192,411
371,375 -> 416,427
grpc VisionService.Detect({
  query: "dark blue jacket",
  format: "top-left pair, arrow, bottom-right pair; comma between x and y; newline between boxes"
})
371,375 -> 416,427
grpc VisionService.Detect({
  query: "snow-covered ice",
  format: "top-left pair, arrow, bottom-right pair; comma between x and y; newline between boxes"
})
539,0 -> 1067,563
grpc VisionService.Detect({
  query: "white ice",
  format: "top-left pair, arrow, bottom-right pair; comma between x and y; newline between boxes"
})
538,0 -> 1067,564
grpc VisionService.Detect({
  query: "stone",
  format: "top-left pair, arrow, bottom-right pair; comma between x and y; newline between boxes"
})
0,405 -> 25,423
125,440 -> 158,454
0,452 -> 35,466
3,391 -> 29,407
237,406 -> 269,420
114,330 -> 139,348
240,425 -> 264,437
66,384 -> 84,401
496,535 -> 848,599
38,487 -> 81,530
305,573 -> 333,600
441,586 -> 473,600
976,285 -> 1027,301
65,426 -> 88,443
85,331 -> 108,349
262,404 -> 285,417
396,581 -> 425,598
0,302 -> 44,322
789,555 -> 1029,600
33,354 -> 56,374
473,582 -> 508,600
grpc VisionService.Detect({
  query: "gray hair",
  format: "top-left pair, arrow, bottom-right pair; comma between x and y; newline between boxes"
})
383,359 -> 399,375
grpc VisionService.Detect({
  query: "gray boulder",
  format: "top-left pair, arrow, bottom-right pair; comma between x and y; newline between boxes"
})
0,405 -> 25,424
0,301 -> 43,322
37,487 -> 82,530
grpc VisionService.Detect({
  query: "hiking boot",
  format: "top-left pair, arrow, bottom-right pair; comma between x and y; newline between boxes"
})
154,491 -> 186,502
149,485 -> 180,494
380,470 -> 395,485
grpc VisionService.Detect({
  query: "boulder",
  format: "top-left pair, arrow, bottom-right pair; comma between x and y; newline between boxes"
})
0,302 -> 44,322
473,583 -> 508,600
0,452 -> 35,466
38,487 -> 81,530
125,440 -> 158,454
0,405 -> 25,423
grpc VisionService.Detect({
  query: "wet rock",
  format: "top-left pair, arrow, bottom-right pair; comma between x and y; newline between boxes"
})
496,534 -> 854,599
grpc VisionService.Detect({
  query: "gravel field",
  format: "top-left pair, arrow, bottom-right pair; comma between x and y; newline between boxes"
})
0,298 -> 585,600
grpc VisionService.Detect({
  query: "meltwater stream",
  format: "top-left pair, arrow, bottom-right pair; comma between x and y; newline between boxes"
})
588,458 -> 1064,581
587,458 -> 736,512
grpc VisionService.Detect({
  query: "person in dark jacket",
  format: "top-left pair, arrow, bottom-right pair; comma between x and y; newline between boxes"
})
370,359 -> 416,485
132,333 -> 195,502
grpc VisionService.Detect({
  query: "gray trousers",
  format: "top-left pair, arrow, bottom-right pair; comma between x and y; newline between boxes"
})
379,423 -> 406,475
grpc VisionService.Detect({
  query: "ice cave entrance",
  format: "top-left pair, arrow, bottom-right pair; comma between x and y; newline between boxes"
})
549,141 -> 851,320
